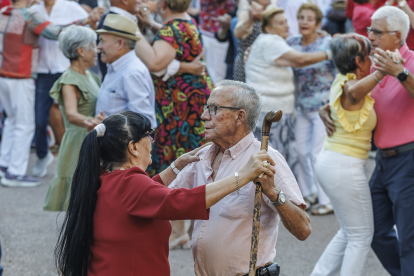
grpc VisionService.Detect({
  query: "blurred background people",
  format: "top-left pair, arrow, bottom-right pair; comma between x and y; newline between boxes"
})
233,0 -> 274,82
278,0 -> 308,36
134,0 -> 212,176
0,0 -> 93,187
245,7 -> 330,178
198,0 -> 236,85
87,15 -> 157,145
286,3 -> 336,214
43,26 -> 102,211
29,0 -> 102,179
311,34 -> 383,276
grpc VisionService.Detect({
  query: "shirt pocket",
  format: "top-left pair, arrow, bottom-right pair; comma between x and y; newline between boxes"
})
218,183 -> 253,220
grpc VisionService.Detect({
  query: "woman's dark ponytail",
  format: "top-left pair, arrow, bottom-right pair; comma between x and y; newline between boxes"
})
55,129 -> 102,276
55,111 -> 152,276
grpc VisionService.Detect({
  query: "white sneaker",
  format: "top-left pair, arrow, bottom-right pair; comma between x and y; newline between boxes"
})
1,172 -> 40,187
32,151 -> 54,178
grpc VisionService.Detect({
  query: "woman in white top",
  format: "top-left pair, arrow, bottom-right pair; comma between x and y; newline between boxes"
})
245,7 -> 330,176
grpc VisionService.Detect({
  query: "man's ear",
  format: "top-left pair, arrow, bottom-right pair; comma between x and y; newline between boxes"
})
235,109 -> 247,127
395,31 -> 403,46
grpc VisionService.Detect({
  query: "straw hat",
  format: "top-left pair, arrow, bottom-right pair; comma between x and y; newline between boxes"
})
96,14 -> 140,41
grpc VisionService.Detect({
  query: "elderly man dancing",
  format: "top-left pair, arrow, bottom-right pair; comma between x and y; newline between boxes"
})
169,80 -> 310,276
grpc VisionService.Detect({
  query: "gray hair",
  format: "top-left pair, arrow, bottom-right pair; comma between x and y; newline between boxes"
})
371,6 -> 410,45
123,39 -> 136,50
58,26 -> 97,60
216,80 -> 262,132
330,33 -> 371,75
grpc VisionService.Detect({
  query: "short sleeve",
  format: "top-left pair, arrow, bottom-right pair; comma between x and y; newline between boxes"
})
332,73 -> 375,132
154,21 -> 179,51
263,35 -> 293,65
263,149 -> 306,211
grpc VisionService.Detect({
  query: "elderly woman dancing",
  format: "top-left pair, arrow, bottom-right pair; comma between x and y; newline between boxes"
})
310,33 -> 403,276
55,111 -> 275,276
245,7 -> 330,177
286,3 -> 336,214
43,26 -> 104,211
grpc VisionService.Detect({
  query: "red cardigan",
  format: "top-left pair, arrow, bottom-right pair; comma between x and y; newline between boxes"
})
88,167 -> 209,276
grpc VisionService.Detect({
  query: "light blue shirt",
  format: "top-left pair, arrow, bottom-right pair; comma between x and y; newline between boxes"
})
96,50 -> 157,127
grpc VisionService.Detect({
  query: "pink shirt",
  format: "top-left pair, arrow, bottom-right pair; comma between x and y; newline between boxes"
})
371,44 -> 414,149
170,133 -> 305,276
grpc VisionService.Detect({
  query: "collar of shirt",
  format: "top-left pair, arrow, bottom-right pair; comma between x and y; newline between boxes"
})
109,7 -> 138,23
107,50 -> 135,73
201,132 -> 255,169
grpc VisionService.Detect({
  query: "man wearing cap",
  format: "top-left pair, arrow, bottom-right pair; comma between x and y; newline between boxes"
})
94,14 -> 157,128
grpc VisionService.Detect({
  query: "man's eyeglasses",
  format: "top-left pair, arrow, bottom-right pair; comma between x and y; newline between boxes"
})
367,27 -> 398,38
203,104 -> 242,116
145,129 -> 155,143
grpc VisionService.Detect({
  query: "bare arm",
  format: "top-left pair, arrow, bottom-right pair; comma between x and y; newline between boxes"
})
135,33 -> 176,72
178,51 -> 205,75
274,50 -> 328,68
341,73 -> 382,106
259,172 -> 311,241
234,0 -> 262,39
205,151 -> 275,209
62,85 -> 90,127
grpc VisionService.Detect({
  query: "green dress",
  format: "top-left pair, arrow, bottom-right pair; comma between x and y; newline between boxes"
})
43,69 -> 101,211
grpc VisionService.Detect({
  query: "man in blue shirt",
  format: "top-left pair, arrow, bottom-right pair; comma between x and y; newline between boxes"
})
94,14 -> 157,128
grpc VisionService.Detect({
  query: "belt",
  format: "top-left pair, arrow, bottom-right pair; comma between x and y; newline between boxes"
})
379,141 -> 414,158
243,263 -> 280,276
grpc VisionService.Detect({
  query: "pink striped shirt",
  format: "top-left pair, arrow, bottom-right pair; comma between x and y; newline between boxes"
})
371,44 -> 414,149
170,132 -> 305,276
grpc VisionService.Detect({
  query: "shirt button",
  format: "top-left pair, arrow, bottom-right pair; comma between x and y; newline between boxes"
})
232,155 -> 236,159
198,258 -> 202,261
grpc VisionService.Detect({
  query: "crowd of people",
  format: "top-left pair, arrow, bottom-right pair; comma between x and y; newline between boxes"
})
0,0 -> 414,275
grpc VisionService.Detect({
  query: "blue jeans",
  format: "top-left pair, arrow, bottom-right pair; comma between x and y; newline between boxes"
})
370,149 -> 414,276
35,73 -> 62,158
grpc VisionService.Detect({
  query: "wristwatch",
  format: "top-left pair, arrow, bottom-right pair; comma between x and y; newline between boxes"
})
270,191 -> 286,207
397,68 -> 409,82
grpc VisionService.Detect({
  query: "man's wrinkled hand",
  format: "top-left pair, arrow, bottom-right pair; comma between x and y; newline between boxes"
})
319,104 -> 335,137
255,164 -> 279,202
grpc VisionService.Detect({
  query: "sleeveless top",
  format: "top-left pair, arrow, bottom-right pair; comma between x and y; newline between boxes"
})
324,73 -> 377,159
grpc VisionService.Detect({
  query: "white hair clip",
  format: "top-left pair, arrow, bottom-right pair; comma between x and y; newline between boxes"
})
94,123 -> 106,137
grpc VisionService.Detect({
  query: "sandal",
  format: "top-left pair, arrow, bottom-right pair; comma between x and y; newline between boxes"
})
304,194 -> 318,211
311,204 -> 334,216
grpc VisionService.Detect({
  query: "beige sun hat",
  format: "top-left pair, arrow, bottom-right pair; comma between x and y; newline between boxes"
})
95,14 -> 140,41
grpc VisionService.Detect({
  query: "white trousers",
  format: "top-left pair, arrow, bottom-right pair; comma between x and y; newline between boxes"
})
295,110 -> 330,205
0,77 -> 35,176
311,149 -> 374,276
201,30 -> 228,85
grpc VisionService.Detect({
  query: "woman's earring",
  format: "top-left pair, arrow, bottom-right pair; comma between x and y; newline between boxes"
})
160,7 -> 166,14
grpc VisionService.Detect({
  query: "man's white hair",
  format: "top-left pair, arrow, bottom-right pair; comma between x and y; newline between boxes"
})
216,80 -> 262,132
371,6 -> 410,45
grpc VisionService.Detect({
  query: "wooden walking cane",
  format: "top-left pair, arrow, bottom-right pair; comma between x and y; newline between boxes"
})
248,110 -> 283,276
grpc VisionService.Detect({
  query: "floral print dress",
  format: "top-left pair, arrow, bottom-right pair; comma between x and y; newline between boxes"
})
148,19 -> 214,176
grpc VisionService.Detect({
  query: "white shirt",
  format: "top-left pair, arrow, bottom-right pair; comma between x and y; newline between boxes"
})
109,7 -> 137,23
30,0 -> 89,74
95,50 -> 157,128
245,33 -> 295,114
170,133 -> 305,276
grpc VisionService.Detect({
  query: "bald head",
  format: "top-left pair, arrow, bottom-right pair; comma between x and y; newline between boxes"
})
110,0 -> 142,15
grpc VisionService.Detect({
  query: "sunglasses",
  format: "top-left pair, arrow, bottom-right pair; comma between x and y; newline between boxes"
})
145,129 -> 155,143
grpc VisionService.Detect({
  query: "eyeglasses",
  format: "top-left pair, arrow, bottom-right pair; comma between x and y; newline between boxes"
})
145,129 -> 155,143
203,104 -> 241,116
367,27 -> 398,38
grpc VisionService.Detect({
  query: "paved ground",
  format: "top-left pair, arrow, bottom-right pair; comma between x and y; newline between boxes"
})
0,150 -> 389,276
